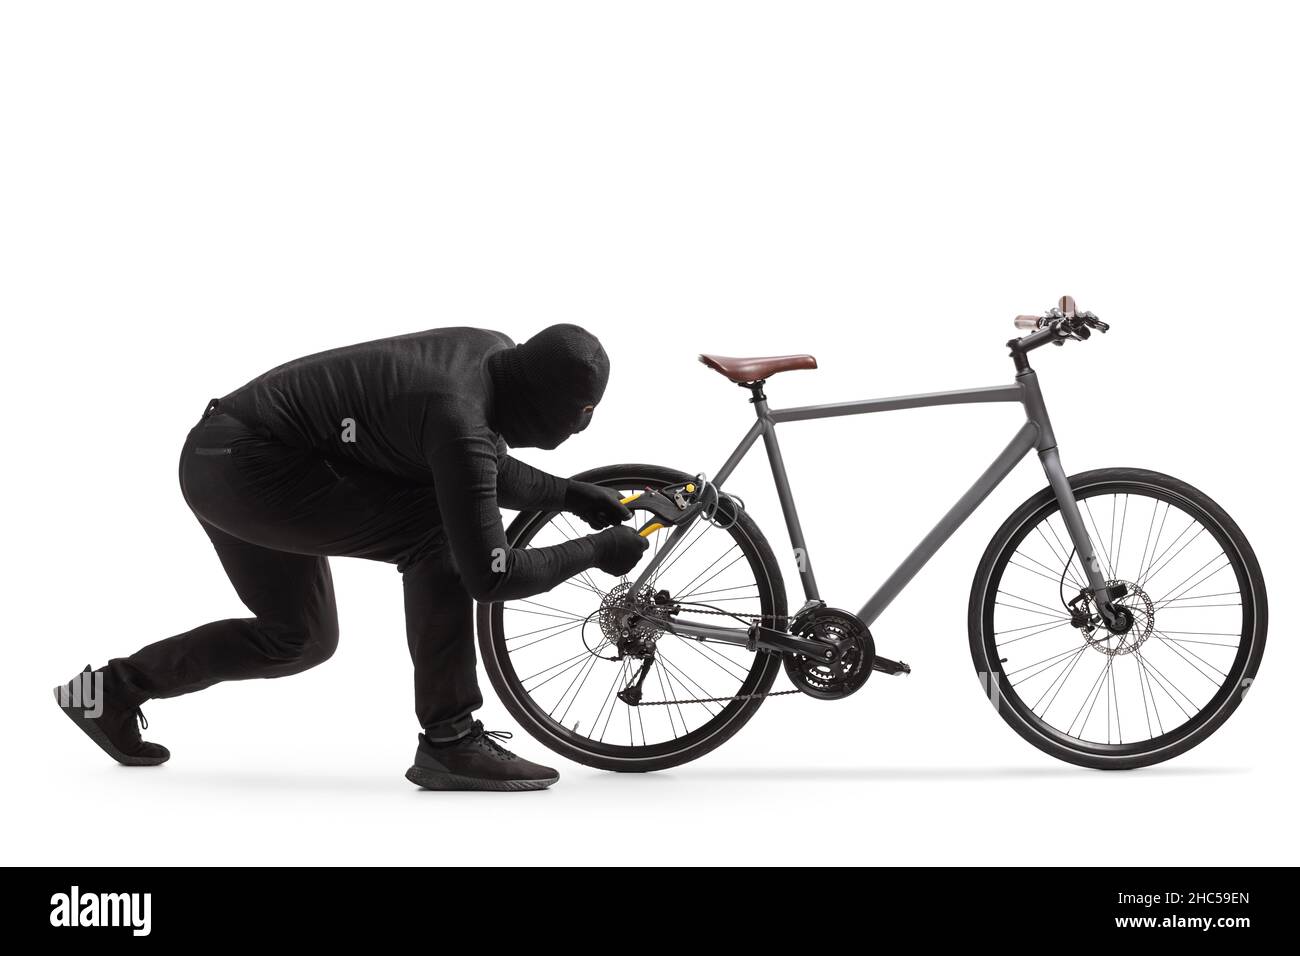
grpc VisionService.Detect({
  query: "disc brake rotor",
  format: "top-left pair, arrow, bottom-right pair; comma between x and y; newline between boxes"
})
1084,579 -> 1155,656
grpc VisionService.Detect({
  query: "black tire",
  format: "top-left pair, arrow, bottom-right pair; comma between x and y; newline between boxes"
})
969,468 -> 1266,770
477,464 -> 788,773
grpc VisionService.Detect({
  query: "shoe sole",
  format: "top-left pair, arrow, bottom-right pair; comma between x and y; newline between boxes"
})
52,686 -> 169,767
405,765 -> 557,792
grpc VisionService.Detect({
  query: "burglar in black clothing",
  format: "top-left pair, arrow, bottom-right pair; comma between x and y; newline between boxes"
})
55,323 -> 647,790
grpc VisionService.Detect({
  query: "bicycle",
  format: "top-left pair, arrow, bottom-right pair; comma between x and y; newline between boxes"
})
476,297 -> 1267,772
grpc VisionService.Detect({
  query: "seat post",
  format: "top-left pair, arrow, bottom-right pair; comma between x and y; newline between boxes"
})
740,379 -> 768,413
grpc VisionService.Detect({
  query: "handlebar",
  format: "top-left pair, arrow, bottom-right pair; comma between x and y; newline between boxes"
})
1011,295 -> 1109,347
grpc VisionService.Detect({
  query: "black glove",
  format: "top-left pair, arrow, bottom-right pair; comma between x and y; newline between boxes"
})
593,526 -> 649,575
565,480 -> 633,530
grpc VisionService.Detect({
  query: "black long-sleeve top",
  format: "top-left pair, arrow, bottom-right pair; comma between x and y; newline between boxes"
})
218,327 -> 599,600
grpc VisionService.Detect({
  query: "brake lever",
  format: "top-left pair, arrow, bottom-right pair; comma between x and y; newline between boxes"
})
1078,310 -> 1109,333
1055,306 -> 1111,343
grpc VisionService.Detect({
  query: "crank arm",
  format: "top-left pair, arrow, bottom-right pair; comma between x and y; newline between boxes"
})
747,623 -> 840,662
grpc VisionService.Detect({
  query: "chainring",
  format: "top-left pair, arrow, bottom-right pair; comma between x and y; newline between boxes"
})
783,607 -> 875,700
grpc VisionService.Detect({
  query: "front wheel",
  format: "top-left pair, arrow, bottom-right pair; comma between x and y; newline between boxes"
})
478,464 -> 788,772
969,468 -> 1266,770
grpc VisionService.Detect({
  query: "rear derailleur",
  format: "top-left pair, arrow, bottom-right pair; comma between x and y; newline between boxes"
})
598,585 -> 676,705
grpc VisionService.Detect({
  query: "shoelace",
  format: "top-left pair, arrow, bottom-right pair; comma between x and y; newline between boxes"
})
135,707 -> 149,731
467,721 -> 515,757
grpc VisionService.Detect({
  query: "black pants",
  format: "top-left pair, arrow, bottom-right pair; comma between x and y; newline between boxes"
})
106,402 -> 480,740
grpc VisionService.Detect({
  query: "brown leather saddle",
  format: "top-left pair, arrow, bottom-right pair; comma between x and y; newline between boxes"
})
698,352 -> 818,383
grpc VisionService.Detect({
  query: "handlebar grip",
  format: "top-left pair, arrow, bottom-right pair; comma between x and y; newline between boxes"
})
1014,315 -> 1044,331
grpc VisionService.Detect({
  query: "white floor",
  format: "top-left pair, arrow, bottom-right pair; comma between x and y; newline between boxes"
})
15,645 -> 1288,866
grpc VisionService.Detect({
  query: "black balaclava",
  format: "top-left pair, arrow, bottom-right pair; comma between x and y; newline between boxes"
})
486,324 -> 610,449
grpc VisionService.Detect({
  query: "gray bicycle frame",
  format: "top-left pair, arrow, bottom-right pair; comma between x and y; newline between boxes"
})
627,367 -> 1109,646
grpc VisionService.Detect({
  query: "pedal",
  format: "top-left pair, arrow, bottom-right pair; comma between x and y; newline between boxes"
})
872,655 -> 911,676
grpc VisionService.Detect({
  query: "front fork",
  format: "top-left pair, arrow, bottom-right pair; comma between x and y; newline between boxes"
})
1039,446 -> 1126,628
1020,366 -> 1125,628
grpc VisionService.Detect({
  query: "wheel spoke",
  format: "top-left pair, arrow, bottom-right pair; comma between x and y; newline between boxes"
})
1138,520 -> 1201,591
1153,557 -> 1231,610
1082,500 -> 1117,581
671,633 -> 752,682
675,548 -> 746,600
1035,645 -> 1088,715
997,619 -> 1073,645
1035,524 -> 1083,588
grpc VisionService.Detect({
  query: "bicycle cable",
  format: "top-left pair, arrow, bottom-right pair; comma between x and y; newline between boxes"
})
691,474 -> 746,531
1059,545 -> 1077,611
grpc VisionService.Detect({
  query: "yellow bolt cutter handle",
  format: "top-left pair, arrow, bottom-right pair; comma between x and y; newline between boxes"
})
619,486 -> 697,537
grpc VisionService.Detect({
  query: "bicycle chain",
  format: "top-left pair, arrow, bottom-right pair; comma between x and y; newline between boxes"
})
630,688 -> 802,706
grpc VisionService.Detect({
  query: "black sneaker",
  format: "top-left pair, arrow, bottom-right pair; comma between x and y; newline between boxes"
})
53,666 -> 170,766
405,721 -> 558,791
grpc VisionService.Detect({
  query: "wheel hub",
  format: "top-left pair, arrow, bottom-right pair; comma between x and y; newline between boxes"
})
1084,579 -> 1154,656
597,583 -> 664,657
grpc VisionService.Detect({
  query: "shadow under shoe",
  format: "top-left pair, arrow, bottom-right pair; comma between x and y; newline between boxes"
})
54,665 -> 170,766
405,720 -> 558,792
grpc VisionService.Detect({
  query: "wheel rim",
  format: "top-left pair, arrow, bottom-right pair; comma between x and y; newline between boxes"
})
982,481 -> 1257,757
487,475 -> 780,760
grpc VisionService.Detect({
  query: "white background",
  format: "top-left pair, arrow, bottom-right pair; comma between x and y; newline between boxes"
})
2,2 -> 1295,866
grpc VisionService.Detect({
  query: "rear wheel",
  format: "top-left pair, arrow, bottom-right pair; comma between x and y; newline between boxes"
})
478,464 -> 788,772
969,468 -> 1266,769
